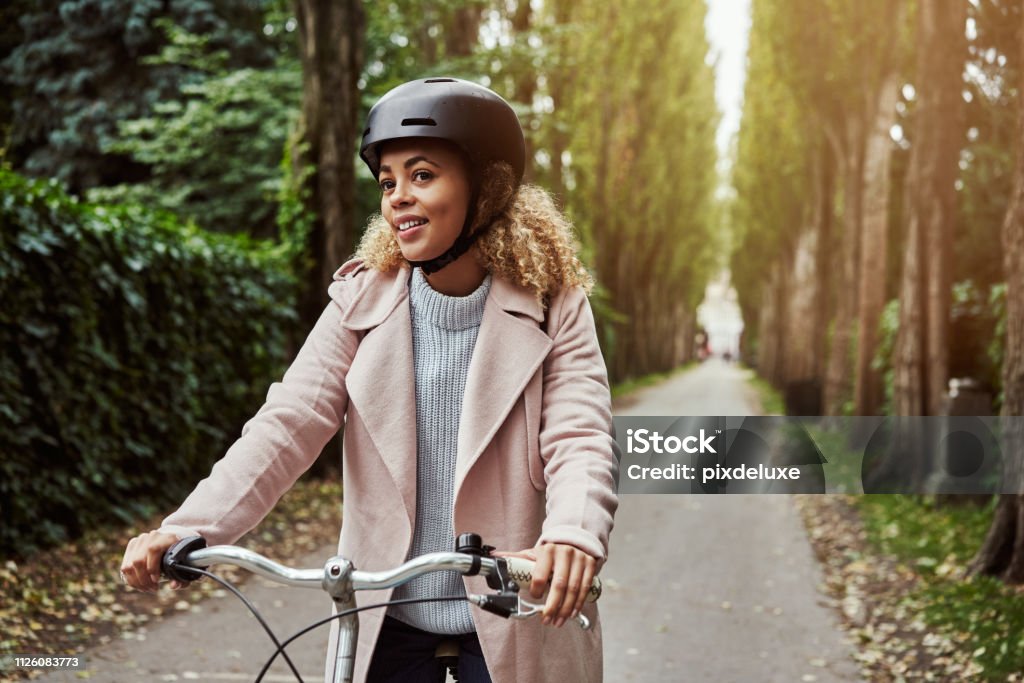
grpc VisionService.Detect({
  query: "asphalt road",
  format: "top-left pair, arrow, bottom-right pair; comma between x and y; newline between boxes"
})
601,358 -> 861,682
36,358 -> 862,682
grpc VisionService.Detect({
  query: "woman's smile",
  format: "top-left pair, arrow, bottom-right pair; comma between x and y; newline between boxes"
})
393,213 -> 430,239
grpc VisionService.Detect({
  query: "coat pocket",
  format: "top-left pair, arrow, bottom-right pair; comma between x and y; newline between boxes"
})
523,370 -> 545,492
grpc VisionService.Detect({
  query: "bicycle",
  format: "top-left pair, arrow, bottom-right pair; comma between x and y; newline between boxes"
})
159,532 -> 601,683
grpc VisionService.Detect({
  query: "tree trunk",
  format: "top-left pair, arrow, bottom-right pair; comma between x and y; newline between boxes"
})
510,0 -> 536,184
294,0 -> 364,330
854,70 -> 900,416
824,116 -> 865,416
892,182 -> 927,415
892,0 -> 965,419
758,260 -> 782,385
446,5 -> 482,58
784,227 -> 819,382
546,0 -> 573,204
971,8 -> 1024,583
813,139 -> 835,383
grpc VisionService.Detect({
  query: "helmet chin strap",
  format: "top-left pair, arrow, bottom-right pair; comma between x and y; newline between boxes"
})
406,186 -> 483,275
407,227 -> 484,274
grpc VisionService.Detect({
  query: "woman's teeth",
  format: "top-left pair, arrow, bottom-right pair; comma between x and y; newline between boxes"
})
398,219 -> 428,231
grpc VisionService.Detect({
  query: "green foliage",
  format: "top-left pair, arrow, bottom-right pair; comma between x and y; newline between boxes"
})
0,0 -> 277,192
873,298 -> 901,415
987,283 -> 1007,412
746,371 -> 786,416
0,166 -> 297,557
856,494 -> 1024,680
609,362 -> 697,399
935,279 -> 1005,412
86,17 -> 302,237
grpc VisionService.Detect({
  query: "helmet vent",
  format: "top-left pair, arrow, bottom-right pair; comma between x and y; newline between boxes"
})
425,78 -> 456,83
401,117 -> 437,127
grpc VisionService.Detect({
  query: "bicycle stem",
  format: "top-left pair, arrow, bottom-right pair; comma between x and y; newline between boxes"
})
323,557 -> 357,683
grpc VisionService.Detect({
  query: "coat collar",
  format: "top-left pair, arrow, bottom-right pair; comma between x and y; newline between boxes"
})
335,262 -> 545,329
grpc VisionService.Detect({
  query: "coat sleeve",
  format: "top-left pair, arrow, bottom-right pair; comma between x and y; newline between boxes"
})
535,287 -> 620,567
158,274 -> 362,545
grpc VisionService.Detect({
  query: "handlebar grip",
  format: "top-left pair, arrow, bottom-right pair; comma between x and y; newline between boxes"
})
162,535 -> 208,583
503,557 -> 602,602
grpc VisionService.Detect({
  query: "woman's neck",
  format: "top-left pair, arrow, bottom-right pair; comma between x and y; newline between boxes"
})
422,249 -> 487,296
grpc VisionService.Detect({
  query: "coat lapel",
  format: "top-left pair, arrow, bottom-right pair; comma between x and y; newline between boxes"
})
338,264 -> 554,526
456,276 -> 553,494
341,266 -> 418,528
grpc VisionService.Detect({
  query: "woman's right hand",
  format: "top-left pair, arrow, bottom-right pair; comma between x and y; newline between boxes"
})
120,531 -> 186,593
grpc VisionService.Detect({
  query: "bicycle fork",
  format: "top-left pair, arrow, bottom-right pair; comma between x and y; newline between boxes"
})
324,557 -> 357,683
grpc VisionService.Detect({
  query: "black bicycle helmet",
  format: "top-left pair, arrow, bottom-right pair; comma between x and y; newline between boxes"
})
360,77 -> 526,274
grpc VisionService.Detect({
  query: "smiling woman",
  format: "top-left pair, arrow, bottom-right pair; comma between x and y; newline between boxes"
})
123,77 -> 619,683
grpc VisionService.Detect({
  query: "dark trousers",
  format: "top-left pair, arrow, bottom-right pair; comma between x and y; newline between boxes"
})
366,616 -> 492,682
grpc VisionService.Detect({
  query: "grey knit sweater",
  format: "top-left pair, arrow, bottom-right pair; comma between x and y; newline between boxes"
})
387,266 -> 492,634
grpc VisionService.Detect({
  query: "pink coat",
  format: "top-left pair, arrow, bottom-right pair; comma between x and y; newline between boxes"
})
159,258 -> 619,682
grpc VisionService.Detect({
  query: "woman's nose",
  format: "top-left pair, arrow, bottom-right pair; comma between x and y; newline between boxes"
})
389,179 -> 413,207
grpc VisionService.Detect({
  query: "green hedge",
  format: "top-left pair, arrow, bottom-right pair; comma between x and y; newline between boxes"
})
0,167 -> 299,557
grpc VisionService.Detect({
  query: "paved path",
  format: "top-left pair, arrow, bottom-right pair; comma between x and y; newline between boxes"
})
38,359 -> 861,682
601,358 -> 861,681
38,557 -> 334,681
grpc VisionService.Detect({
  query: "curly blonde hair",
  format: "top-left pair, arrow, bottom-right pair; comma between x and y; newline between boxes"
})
355,161 -> 594,306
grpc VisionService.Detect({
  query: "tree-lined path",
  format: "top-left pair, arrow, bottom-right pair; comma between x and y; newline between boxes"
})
602,359 -> 861,682
6,0 -> 1024,679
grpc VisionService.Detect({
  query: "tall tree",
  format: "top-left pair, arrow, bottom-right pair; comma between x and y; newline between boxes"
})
971,3 -> 1024,584
892,0 -> 967,417
854,66 -> 901,416
823,0 -> 904,416
732,0 -> 811,387
293,0 -> 365,327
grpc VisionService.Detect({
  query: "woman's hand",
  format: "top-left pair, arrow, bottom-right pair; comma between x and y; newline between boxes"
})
120,531 -> 187,593
493,543 -> 597,627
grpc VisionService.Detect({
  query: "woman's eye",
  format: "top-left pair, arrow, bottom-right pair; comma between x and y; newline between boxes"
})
379,179 -> 394,191
413,170 -> 433,182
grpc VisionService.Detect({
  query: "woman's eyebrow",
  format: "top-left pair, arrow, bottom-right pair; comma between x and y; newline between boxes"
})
379,156 -> 441,174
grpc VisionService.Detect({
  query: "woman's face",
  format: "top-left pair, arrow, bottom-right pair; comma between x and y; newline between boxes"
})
378,138 -> 472,263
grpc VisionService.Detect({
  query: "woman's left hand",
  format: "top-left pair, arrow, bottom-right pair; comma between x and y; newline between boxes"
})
493,543 -> 597,627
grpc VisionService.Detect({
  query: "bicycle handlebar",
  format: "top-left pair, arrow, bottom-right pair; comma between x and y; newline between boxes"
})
172,545 -> 601,603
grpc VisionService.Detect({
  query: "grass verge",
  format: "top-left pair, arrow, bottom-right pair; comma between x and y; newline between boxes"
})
610,361 -> 697,399
798,493 -> 1024,682
744,368 -> 786,415
855,494 -> 1024,681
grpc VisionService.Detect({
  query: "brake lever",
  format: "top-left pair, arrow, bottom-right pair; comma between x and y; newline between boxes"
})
467,593 -> 591,630
512,598 -> 592,630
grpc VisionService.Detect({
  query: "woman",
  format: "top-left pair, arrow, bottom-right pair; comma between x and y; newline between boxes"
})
120,77 -> 619,683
